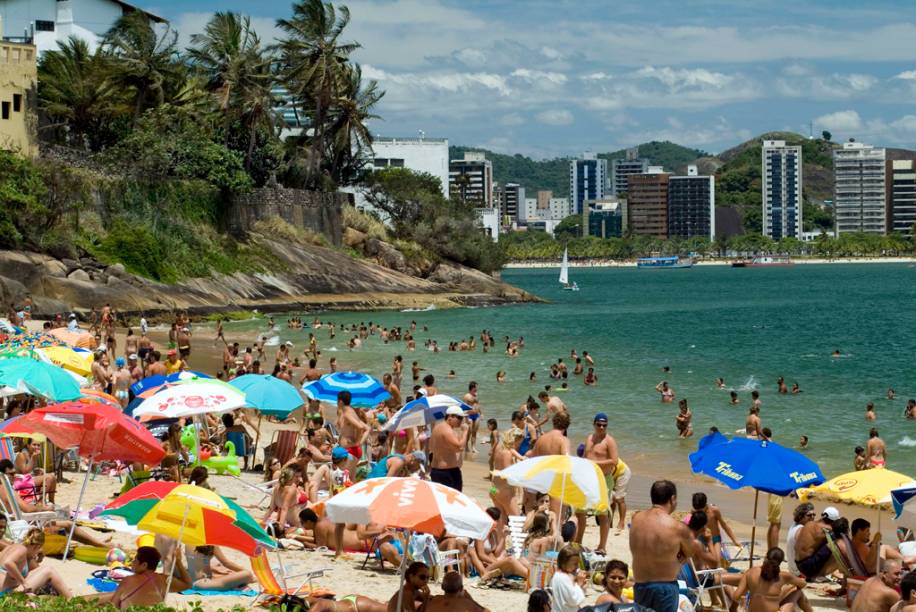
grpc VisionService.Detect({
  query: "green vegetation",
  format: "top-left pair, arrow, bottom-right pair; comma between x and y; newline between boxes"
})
449,141 -> 707,197
203,310 -> 264,321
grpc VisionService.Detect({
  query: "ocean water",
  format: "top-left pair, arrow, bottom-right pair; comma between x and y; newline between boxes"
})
229,264 -> 916,480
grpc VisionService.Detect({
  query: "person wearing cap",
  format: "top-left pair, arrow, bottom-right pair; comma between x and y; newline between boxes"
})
112,356 -> 132,408
794,506 -> 842,580
575,413 -> 628,553
66,313 -> 79,332
127,353 -> 143,384
429,405 -> 470,491
163,348 -> 183,374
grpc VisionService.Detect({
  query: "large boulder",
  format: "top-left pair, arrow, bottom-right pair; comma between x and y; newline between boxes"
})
106,263 -> 128,278
342,228 -> 368,249
40,259 -> 67,278
67,269 -> 91,282
365,238 -> 406,272
0,275 -> 28,304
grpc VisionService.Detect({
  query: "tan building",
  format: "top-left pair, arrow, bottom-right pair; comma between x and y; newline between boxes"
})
0,26 -> 37,158
627,167 -> 670,238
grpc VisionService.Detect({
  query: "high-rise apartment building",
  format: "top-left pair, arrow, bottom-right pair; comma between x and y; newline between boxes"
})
834,142 -> 886,234
627,167 -> 669,238
496,183 -> 525,227
761,140 -> 803,240
450,151 -> 494,208
886,159 -> 916,236
668,165 -> 715,240
371,136 -> 450,197
569,152 -> 607,215
611,147 -> 649,195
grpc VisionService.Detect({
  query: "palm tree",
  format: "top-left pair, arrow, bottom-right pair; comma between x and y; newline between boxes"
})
325,64 -> 383,185
276,0 -> 360,185
102,12 -> 183,122
37,36 -> 119,149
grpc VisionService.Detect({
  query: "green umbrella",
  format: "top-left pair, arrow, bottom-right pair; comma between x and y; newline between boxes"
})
0,357 -> 81,401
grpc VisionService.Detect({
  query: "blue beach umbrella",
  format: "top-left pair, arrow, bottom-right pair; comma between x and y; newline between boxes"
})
130,371 -> 211,396
690,431 -> 825,564
891,483 -> 916,528
302,372 -> 391,407
0,357 -> 81,401
229,374 -> 304,418
383,394 -> 477,432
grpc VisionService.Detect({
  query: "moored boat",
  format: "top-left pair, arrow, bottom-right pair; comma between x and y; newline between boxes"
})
732,255 -> 793,268
636,256 -> 694,269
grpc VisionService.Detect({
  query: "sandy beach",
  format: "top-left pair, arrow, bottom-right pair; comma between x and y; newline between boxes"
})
505,256 -> 916,269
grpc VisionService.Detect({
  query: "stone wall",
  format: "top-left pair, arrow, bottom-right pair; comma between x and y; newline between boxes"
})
227,187 -> 348,246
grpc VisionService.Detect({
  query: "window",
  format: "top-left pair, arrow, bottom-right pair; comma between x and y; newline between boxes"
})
373,158 -> 388,167
389,158 -> 405,168
1,102 -> 9,120
12,94 -> 21,113
35,20 -> 55,32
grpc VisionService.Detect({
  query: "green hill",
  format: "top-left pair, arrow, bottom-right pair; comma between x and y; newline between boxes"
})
449,141 -> 708,197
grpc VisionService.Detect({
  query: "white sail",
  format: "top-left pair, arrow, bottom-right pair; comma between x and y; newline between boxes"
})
559,247 -> 569,285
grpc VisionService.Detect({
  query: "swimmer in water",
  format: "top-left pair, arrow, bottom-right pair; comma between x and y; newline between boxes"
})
729,391 -> 739,405
496,370 -> 506,384
854,445 -> 868,471
584,368 -> 597,386
905,399 -> 915,420
676,399 -> 693,438
447,370 -> 456,379
715,377 -> 726,389
777,377 -> 788,394
887,388 -> 896,400
865,402 -> 876,421
655,381 -> 674,403
529,371 -> 536,382
832,349 -> 841,357
791,382 -> 801,394
799,435 -> 809,449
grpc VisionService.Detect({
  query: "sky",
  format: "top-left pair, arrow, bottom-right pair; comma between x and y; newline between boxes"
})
143,0 -> 916,159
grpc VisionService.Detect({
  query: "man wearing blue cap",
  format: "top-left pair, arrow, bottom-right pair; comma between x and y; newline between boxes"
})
112,356 -> 132,408
575,412 -> 629,554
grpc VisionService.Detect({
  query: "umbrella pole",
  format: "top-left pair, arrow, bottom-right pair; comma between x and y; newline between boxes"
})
164,500 -> 191,601
876,510 -> 881,575
749,489 -> 760,568
394,530 -> 411,612
62,455 -> 93,561
253,413 -> 263,470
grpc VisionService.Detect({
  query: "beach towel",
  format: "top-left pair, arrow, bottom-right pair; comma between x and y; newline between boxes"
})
182,588 -> 258,597
840,534 -> 870,576
86,577 -> 118,593
823,529 -> 852,576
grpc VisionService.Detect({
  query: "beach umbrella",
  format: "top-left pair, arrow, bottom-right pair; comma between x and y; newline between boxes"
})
0,357 -> 80,401
46,328 -> 95,348
131,379 -> 246,421
229,374 -> 304,418
4,401 -> 166,559
130,371 -> 212,397
690,431 -> 825,565
77,389 -> 121,410
102,481 -> 275,600
325,477 -> 493,612
0,416 -> 46,441
495,455 -> 610,512
382,394 -> 477,432
891,484 -> 916,528
302,371 -> 391,407
36,346 -> 94,376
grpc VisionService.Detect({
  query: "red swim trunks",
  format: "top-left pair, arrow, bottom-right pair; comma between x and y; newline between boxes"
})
347,445 -> 362,460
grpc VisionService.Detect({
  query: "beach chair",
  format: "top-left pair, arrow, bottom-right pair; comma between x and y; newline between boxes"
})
679,559 -> 731,610
406,533 -> 461,582
0,474 -> 57,537
249,549 -> 329,608
507,515 -> 527,559
266,430 -> 299,468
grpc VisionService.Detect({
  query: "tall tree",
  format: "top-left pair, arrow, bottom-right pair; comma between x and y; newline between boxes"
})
325,64 -> 383,185
102,12 -> 183,122
276,0 -> 360,187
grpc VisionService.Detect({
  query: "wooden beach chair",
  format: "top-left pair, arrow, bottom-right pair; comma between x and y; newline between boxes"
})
265,430 -> 299,468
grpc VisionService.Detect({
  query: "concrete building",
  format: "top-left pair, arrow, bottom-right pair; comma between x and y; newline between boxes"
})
0,30 -> 36,157
474,207 -> 499,241
450,151 -> 493,208
761,140 -> 803,240
569,152 -> 607,215
833,142 -> 886,234
496,182 -> 524,227
611,147 -> 649,195
520,195 -> 570,224
668,165 -> 715,240
886,159 -> 916,236
627,166 -> 669,238
0,0 -> 165,55
583,198 -> 625,238
371,136 -> 449,198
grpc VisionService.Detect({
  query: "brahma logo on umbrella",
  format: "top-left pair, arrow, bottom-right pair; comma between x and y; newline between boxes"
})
157,394 -> 228,412
833,477 -> 859,492
715,462 -> 743,481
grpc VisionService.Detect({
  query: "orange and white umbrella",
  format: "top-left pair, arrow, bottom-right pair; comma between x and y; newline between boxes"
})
324,477 -> 493,539
46,328 -> 95,348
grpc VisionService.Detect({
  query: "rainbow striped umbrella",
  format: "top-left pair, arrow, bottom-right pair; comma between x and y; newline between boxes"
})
303,371 -> 390,407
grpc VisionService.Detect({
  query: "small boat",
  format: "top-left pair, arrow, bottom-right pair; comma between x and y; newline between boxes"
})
732,255 -> 793,268
559,247 -> 580,291
637,256 -> 694,269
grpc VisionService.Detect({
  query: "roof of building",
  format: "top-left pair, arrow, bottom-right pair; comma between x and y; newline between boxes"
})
113,0 -> 167,24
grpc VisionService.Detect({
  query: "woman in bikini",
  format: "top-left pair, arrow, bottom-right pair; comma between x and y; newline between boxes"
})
264,468 -> 302,533
734,547 -> 809,612
0,528 -> 71,596
490,427 -> 524,522
185,545 -> 253,591
478,513 -> 558,582
14,439 -> 57,504
105,546 -> 188,609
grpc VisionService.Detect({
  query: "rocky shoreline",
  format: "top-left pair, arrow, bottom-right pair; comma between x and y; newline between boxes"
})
0,234 -> 541,319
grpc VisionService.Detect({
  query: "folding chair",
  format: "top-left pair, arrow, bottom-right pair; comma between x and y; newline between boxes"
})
507,515 -> 527,559
679,559 -> 731,611
249,549 -> 329,608
266,430 -> 299,468
0,474 -> 57,539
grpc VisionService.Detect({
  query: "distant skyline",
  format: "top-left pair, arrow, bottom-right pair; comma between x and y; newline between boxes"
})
143,0 -> 916,158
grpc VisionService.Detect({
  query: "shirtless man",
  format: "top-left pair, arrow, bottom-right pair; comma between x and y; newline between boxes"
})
300,358 -> 322,384
176,327 -> 192,360
336,391 -> 368,477
574,413 -> 618,553
851,519 -> 916,573
147,350 -> 166,376
422,373 -> 438,397
298,509 -> 402,565
107,547 -> 187,609
691,492 -> 741,566
746,406 -> 762,438
629,480 -> 697,611
112,357 -> 131,408
536,391 -> 568,426
463,381 -> 481,453
429,406 -> 469,491
893,572 -> 916,612
531,412 -> 570,530
867,428 -> 887,468
127,354 -> 143,383
794,506 -> 840,580
425,572 -> 488,612
91,350 -> 111,392
382,373 -> 401,413
852,560 -> 903,612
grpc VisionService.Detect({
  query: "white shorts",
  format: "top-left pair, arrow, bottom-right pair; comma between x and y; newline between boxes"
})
613,466 -> 631,500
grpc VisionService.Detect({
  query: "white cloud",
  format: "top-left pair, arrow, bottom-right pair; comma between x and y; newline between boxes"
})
894,70 -> 916,80
776,72 -> 878,100
454,48 -> 488,65
536,109 -> 574,126
540,47 -> 563,60
814,110 -> 863,132
500,113 -> 525,126
634,66 -> 733,89
511,69 -> 568,85
615,116 -> 749,149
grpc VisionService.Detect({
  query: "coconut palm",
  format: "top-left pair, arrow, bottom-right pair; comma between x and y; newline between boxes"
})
325,63 -> 383,185
276,0 -> 361,186
102,12 -> 183,122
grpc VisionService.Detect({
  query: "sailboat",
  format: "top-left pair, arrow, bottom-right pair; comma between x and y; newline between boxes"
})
559,247 -> 579,291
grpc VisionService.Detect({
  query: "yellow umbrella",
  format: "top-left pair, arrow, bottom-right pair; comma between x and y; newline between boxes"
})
495,455 -> 609,511
38,347 -> 94,376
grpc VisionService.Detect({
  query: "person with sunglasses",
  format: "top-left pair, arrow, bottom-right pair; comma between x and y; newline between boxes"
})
573,413 -> 618,554
388,561 -> 430,612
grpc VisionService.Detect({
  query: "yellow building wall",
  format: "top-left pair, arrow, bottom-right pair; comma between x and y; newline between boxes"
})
0,41 -> 38,158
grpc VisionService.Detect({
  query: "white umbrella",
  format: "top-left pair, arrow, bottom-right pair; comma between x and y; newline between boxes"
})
132,380 -> 246,420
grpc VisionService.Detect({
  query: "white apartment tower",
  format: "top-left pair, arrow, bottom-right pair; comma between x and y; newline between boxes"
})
761,140 -> 803,240
833,142 -> 886,234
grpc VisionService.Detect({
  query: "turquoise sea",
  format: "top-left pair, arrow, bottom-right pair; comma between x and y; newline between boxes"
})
229,264 -> 916,480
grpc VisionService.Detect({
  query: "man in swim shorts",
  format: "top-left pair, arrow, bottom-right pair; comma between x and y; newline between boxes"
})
795,507 -> 840,580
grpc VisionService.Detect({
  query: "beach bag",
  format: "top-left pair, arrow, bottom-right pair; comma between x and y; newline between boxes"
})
42,533 -> 69,556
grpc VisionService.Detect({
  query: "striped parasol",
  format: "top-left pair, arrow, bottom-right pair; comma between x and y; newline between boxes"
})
302,371 -> 391,407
